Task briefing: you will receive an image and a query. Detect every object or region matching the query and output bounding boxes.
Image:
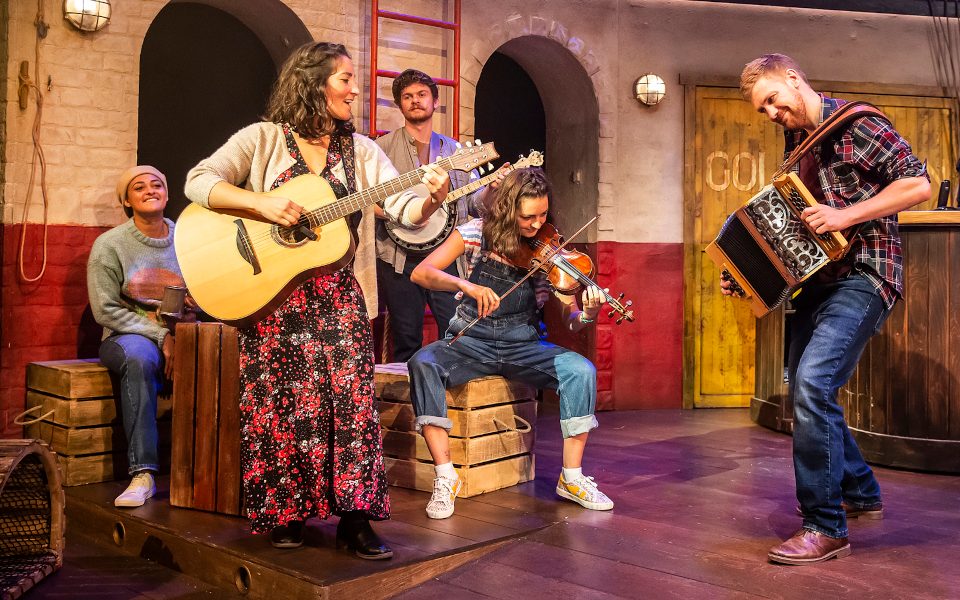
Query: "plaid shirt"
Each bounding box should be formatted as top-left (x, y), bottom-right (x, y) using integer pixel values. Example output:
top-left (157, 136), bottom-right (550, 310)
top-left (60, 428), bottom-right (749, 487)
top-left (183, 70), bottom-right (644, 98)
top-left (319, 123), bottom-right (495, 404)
top-left (784, 95), bottom-right (928, 308)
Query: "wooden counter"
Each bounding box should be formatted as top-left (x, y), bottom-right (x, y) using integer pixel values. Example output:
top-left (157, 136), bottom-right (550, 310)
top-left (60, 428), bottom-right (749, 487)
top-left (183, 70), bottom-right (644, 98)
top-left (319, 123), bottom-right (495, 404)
top-left (752, 212), bottom-right (960, 472)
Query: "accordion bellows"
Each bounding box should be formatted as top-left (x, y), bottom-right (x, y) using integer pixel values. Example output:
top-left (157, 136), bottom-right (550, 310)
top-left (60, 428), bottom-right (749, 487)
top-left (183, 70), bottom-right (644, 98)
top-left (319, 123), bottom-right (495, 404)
top-left (706, 172), bottom-right (851, 317)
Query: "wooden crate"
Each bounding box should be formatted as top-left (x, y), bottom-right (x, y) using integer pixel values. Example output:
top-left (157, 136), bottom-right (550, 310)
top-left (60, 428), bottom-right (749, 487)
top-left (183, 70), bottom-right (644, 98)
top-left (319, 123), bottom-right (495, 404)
top-left (383, 454), bottom-right (535, 498)
top-left (375, 362), bottom-right (537, 408)
top-left (23, 359), bottom-right (172, 487)
top-left (379, 399), bottom-right (537, 438)
top-left (170, 322), bottom-right (242, 516)
top-left (374, 363), bottom-right (538, 498)
top-left (382, 429), bottom-right (534, 465)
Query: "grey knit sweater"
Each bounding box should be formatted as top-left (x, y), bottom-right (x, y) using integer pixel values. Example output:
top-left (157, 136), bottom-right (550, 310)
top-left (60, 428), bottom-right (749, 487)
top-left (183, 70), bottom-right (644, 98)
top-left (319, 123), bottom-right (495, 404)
top-left (86, 218), bottom-right (185, 348)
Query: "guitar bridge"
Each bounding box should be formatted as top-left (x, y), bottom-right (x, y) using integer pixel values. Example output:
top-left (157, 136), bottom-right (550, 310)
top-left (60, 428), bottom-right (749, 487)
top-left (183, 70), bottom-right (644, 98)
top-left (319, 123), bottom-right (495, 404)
top-left (234, 219), bottom-right (262, 275)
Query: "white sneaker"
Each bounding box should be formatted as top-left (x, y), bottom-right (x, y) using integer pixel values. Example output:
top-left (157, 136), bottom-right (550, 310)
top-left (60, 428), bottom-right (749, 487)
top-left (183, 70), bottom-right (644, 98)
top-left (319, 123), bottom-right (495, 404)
top-left (556, 472), bottom-right (614, 511)
top-left (426, 475), bottom-right (462, 519)
top-left (114, 472), bottom-right (156, 508)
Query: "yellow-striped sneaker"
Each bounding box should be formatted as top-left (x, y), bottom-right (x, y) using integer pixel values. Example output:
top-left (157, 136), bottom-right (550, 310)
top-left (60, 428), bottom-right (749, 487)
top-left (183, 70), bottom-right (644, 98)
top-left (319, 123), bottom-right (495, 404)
top-left (556, 472), bottom-right (614, 511)
top-left (426, 475), bottom-right (462, 519)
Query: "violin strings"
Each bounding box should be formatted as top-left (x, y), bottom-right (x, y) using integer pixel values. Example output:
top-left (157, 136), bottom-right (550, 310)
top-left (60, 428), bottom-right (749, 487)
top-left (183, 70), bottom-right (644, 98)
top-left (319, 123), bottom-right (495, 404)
top-left (529, 238), bottom-right (626, 310)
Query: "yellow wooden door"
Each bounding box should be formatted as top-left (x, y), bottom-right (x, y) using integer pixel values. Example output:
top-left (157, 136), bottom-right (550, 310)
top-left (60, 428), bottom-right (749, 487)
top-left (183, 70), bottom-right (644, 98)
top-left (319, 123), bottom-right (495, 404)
top-left (691, 87), bottom-right (783, 408)
top-left (687, 87), bottom-right (954, 409)
top-left (834, 93), bottom-right (955, 211)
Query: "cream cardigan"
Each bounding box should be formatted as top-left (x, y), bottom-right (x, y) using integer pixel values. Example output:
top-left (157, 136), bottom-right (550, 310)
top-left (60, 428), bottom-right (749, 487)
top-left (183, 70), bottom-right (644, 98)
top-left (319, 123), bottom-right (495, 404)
top-left (184, 122), bottom-right (422, 318)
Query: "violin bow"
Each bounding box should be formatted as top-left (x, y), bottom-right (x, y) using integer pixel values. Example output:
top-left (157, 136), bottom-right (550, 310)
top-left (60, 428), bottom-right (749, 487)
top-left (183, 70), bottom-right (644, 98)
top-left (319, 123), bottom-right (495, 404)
top-left (448, 215), bottom-right (599, 346)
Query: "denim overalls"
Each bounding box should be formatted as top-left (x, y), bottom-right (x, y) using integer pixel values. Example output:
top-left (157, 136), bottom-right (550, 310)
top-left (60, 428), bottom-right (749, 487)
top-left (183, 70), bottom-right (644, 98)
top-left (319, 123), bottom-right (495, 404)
top-left (408, 252), bottom-right (598, 438)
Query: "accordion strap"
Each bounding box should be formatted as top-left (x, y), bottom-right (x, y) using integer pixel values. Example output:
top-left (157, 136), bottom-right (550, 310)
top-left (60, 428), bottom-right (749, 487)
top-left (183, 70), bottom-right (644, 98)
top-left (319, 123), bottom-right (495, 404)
top-left (772, 101), bottom-right (890, 179)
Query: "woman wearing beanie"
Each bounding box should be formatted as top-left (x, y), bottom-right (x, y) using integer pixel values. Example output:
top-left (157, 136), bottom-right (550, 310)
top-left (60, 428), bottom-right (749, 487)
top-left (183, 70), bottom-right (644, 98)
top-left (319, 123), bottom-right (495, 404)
top-left (184, 42), bottom-right (451, 558)
top-left (87, 166), bottom-right (192, 508)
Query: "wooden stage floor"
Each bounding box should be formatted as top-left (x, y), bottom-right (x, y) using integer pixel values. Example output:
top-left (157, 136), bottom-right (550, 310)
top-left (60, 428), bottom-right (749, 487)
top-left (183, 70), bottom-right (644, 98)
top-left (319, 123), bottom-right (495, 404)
top-left (26, 406), bottom-right (960, 599)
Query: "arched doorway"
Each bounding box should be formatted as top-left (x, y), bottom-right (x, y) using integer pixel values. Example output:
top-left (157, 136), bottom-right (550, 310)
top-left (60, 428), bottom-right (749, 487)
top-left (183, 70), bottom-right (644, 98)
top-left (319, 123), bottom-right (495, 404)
top-left (482, 36), bottom-right (600, 243)
top-left (138, 1), bottom-right (312, 219)
top-left (475, 52), bottom-right (546, 172)
top-left (474, 36), bottom-right (600, 358)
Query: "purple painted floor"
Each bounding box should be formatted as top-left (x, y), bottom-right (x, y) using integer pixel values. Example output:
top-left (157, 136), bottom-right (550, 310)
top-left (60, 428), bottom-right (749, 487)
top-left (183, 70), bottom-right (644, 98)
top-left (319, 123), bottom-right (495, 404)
top-left (23, 406), bottom-right (960, 599)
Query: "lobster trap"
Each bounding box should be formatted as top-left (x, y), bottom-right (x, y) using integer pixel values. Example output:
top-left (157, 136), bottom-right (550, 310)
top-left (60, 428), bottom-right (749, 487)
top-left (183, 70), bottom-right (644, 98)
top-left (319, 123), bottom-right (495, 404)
top-left (0, 441), bottom-right (64, 600)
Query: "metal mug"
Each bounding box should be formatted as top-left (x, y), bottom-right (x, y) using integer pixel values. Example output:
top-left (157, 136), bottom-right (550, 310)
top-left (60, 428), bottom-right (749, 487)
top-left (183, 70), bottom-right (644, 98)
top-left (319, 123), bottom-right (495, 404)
top-left (159, 285), bottom-right (187, 319)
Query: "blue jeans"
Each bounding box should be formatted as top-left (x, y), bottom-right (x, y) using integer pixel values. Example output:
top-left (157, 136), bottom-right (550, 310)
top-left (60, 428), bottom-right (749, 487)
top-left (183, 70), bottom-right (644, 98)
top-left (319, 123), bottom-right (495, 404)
top-left (99, 333), bottom-right (162, 475)
top-left (408, 256), bottom-right (598, 439)
top-left (788, 273), bottom-right (890, 538)
top-left (377, 257), bottom-right (460, 363)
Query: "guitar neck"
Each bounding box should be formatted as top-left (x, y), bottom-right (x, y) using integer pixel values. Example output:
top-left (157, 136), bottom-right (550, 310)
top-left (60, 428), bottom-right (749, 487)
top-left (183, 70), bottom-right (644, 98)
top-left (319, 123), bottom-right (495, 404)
top-left (444, 169), bottom-right (500, 204)
top-left (444, 163), bottom-right (525, 204)
top-left (305, 154), bottom-right (461, 226)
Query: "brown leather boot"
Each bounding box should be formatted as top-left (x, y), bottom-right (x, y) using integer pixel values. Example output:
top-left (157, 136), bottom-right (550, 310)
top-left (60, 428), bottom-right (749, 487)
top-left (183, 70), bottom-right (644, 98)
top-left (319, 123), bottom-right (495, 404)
top-left (768, 529), bottom-right (851, 565)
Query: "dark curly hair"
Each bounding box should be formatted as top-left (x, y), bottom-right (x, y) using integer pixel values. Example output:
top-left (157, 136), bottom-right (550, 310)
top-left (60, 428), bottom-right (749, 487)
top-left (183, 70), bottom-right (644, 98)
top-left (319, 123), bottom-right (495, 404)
top-left (264, 42), bottom-right (354, 139)
top-left (483, 168), bottom-right (552, 258)
top-left (391, 68), bottom-right (439, 105)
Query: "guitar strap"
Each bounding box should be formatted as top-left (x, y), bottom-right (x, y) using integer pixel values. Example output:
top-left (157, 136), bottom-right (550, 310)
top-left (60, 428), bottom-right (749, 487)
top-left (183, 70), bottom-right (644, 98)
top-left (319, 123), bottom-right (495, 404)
top-left (773, 100), bottom-right (891, 254)
top-left (334, 127), bottom-right (361, 231)
top-left (772, 101), bottom-right (890, 179)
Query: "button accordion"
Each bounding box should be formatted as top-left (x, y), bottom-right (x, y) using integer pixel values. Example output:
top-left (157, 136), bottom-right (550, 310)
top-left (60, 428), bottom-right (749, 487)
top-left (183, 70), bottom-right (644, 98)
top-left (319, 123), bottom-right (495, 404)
top-left (705, 172), bottom-right (852, 317)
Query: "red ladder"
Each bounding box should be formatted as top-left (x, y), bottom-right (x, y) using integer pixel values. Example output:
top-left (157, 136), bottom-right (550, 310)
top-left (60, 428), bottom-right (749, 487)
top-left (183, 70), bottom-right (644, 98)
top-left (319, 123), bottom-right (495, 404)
top-left (369, 0), bottom-right (461, 137)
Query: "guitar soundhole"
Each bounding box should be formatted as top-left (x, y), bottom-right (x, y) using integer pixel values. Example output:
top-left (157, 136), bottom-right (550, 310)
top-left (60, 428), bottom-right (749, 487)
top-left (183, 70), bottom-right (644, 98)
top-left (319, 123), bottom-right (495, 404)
top-left (272, 224), bottom-right (313, 247)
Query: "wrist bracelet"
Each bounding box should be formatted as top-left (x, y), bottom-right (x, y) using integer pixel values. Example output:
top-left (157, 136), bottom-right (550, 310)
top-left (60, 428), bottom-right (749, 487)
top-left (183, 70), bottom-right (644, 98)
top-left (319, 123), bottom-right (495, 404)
top-left (578, 312), bottom-right (595, 324)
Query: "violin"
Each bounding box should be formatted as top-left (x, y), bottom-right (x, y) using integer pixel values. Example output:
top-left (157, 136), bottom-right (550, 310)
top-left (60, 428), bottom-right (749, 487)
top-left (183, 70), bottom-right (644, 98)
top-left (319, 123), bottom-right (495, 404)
top-left (448, 217), bottom-right (634, 346)
top-left (507, 222), bottom-right (635, 324)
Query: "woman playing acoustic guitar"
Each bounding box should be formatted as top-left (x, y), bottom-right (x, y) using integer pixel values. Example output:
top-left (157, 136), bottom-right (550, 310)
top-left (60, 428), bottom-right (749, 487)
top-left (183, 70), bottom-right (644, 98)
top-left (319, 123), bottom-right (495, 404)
top-left (184, 42), bottom-right (450, 558)
top-left (407, 167), bottom-right (614, 520)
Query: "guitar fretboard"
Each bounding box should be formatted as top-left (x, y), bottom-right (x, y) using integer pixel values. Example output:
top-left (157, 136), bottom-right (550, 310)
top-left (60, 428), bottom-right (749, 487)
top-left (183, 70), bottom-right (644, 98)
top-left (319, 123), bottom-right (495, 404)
top-left (303, 154), bottom-right (461, 227)
top-left (443, 157), bottom-right (536, 204)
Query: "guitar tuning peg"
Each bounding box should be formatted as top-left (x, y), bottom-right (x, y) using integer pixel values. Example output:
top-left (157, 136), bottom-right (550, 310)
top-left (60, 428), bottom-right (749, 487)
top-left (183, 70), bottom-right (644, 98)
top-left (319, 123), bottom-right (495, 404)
top-left (474, 138), bottom-right (481, 145)
top-left (617, 316), bottom-right (625, 324)
top-left (466, 141), bottom-right (474, 148)
top-left (616, 293), bottom-right (624, 301)
top-left (455, 142), bottom-right (462, 149)
top-left (608, 310), bottom-right (616, 319)
top-left (625, 300), bottom-right (633, 307)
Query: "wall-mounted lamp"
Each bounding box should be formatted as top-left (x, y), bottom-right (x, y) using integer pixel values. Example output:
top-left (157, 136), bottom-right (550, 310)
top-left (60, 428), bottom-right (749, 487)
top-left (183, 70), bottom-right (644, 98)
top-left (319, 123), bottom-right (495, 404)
top-left (634, 73), bottom-right (666, 106)
top-left (63, 0), bottom-right (111, 33)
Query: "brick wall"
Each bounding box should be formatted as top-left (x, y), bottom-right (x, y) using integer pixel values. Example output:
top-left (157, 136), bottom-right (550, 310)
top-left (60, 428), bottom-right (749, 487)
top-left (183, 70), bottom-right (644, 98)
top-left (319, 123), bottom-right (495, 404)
top-left (0, 0), bottom-right (364, 437)
top-left (1, 1), bottom-right (689, 433)
top-left (0, 224), bottom-right (108, 435)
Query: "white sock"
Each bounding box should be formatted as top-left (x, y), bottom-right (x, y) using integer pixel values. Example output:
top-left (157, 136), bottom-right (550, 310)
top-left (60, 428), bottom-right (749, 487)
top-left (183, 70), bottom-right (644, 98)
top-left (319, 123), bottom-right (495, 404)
top-left (562, 466), bottom-right (583, 482)
top-left (435, 462), bottom-right (457, 480)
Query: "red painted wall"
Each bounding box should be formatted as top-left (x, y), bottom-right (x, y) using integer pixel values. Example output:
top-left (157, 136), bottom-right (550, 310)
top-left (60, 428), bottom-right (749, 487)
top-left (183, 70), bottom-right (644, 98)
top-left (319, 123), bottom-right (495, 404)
top-left (1, 224), bottom-right (107, 437)
top-left (0, 225), bottom-right (684, 438)
top-left (597, 241), bottom-right (683, 410)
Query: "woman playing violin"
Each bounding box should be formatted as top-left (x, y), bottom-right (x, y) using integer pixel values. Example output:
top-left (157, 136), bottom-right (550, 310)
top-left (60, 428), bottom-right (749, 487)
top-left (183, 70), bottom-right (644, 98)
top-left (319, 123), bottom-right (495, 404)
top-left (408, 167), bottom-right (613, 520)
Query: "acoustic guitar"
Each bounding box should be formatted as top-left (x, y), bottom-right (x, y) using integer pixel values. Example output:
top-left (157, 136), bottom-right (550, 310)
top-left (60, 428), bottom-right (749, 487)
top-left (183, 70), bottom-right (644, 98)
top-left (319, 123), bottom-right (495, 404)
top-left (174, 142), bottom-right (498, 325)
top-left (385, 150), bottom-right (545, 253)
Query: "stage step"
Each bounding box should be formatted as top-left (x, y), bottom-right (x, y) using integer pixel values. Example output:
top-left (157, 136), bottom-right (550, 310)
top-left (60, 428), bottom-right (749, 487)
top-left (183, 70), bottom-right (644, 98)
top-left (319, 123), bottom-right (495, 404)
top-left (63, 476), bottom-right (557, 599)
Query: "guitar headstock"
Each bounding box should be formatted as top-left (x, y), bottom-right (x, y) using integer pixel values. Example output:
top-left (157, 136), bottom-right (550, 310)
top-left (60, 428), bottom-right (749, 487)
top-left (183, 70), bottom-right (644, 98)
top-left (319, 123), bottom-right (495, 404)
top-left (507, 150), bottom-right (545, 171)
top-left (441, 140), bottom-right (499, 172)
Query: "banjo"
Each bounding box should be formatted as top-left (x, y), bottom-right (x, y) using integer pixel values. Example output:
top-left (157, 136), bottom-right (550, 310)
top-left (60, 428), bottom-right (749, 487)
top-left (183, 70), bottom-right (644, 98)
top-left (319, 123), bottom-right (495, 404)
top-left (385, 150), bottom-right (545, 254)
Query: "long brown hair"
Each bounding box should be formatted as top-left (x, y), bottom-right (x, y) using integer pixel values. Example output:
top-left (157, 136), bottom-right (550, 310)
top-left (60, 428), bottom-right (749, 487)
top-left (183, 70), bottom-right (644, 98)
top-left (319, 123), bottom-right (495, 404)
top-left (482, 168), bottom-right (552, 257)
top-left (264, 42), bottom-right (351, 139)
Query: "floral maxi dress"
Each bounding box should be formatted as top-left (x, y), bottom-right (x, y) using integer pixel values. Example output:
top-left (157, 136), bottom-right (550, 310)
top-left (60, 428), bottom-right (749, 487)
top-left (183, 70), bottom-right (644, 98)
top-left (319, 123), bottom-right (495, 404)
top-left (237, 125), bottom-right (390, 534)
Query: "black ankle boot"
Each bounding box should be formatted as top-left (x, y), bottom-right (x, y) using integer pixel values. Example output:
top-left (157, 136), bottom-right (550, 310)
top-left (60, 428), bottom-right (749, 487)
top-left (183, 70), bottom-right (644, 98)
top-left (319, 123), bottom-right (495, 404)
top-left (336, 514), bottom-right (393, 560)
top-left (270, 520), bottom-right (304, 549)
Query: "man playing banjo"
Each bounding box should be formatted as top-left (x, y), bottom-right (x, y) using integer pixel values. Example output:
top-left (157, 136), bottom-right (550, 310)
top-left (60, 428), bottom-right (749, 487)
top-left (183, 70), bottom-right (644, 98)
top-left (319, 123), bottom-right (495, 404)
top-left (374, 69), bottom-right (504, 362)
